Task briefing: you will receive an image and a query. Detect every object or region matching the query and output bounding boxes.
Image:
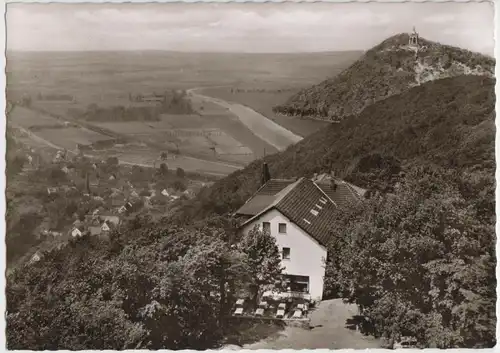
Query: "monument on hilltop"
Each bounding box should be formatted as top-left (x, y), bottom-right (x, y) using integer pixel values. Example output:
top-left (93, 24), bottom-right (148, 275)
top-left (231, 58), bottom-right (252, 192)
top-left (409, 26), bottom-right (419, 48)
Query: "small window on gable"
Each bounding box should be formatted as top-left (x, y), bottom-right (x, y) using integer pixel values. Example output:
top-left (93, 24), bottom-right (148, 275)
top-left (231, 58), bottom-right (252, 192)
top-left (278, 223), bottom-right (287, 234)
top-left (310, 209), bottom-right (319, 216)
top-left (262, 221), bottom-right (271, 234)
top-left (282, 247), bottom-right (290, 260)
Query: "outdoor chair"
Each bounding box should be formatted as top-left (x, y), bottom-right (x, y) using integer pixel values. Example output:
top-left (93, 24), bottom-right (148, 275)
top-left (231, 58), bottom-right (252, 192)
top-left (236, 298), bottom-right (245, 306)
top-left (258, 300), bottom-right (268, 308)
top-left (293, 309), bottom-right (303, 319)
top-left (276, 309), bottom-right (285, 318)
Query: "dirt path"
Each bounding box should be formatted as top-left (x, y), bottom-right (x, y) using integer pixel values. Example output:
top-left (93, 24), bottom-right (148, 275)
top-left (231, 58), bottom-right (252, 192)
top-left (242, 299), bottom-right (382, 349)
top-left (188, 87), bottom-right (303, 151)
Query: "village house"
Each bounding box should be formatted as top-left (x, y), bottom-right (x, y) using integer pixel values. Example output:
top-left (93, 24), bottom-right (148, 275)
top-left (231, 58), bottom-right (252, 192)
top-left (235, 165), bottom-right (365, 302)
top-left (70, 227), bottom-right (83, 238)
top-left (161, 189), bottom-right (170, 197)
top-left (118, 201), bottom-right (133, 214)
top-left (99, 214), bottom-right (120, 227)
top-left (101, 221), bottom-right (111, 233)
top-left (29, 251), bottom-right (42, 264)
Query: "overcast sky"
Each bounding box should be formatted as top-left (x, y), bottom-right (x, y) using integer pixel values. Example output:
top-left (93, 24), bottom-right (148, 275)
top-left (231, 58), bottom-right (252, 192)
top-left (6, 2), bottom-right (495, 55)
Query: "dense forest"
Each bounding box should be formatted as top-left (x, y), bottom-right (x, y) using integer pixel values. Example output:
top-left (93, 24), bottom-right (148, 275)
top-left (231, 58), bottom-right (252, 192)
top-left (6, 216), bottom-right (285, 349)
top-left (324, 165), bottom-right (495, 347)
top-left (273, 34), bottom-right (495, 121)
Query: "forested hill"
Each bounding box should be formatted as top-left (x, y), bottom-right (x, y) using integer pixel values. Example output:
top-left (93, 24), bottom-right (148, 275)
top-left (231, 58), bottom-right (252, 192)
top-left (273, 33), bottom-right (495, 121)
top-left (174, 75), bottom-right (495, 224)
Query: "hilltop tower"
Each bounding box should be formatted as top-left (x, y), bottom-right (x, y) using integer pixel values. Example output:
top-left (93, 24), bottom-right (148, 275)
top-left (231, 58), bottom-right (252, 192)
top-left (409, 26), bottom-right (419, 48)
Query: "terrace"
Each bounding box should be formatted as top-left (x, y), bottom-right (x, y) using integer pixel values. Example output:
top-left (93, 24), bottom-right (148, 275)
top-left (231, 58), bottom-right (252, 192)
top-left (231, 292), bottom-right (314, 327)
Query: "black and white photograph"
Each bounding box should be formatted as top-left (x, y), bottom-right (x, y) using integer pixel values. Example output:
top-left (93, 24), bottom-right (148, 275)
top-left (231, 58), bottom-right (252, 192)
top-left (4, 1), bottom-right (496, 350)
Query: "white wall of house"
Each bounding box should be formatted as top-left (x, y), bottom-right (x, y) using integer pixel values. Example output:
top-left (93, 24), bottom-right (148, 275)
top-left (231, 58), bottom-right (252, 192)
top-left (241, 208), bottom-right (327, 301)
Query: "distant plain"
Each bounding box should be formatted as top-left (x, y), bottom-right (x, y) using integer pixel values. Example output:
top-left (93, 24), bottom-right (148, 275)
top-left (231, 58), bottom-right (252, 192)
top-left (7, 50), bottom-right (362, 174)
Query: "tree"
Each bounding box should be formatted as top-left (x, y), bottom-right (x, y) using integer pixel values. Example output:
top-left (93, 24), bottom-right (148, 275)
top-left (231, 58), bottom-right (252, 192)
top-left (176, 168), bottom-right (185, 179)
top-left (49, 167), bottom-right (67, 183)
top-left (106, 157), bottom-right (119, 166)
top-left (171, 180), bottom-right (187, 192)
top-left (238, 225), bottom-right (284, 305)
top-left (158, 163), bottom-right (168, 176)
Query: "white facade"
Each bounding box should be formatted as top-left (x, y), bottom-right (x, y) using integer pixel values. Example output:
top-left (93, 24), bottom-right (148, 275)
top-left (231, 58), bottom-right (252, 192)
top-left (241, 208), bottom-right (327, 302)
top-left (71, 228), bottom-right (82, 237)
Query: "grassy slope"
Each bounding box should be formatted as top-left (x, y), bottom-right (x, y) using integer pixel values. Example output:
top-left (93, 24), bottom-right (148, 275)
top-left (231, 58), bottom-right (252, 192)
top-left (173, 75), bottom-right (495, 223)
top-left (274, 34), bottom-right (495, 121)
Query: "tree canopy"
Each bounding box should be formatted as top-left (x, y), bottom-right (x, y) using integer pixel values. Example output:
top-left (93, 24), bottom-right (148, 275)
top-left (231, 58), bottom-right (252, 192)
top-left (323, 165), bottom-right (495, 348)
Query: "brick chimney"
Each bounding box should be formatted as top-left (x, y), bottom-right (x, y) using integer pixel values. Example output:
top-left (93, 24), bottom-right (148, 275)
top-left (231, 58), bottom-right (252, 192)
top-left (261, 162), bottom-right (271, 186)
top-left (330, 171), bottom-right (338, 191)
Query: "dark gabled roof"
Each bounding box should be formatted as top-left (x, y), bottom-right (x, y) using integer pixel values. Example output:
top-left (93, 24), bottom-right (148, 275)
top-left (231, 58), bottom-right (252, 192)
top-left (316, 181), bottom-right (365, 208)
top-left (237, 176), bottom-right (366, 247)
top-left (273, 178), bottom-right (339, 246)
top-left (239, 178), bottom-right (338, 246)
top-left (235, 179), bottom-right (295, 216)
top-left (258, 179), bottom-right (295, 195)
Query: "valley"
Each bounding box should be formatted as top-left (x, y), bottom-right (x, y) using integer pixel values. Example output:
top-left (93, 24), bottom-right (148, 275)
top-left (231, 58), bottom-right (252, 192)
top-left (5, 13), bottom-right (496, 351)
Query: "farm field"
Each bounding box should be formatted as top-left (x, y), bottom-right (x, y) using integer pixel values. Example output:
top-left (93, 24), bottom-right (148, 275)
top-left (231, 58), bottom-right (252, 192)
top-left (93, 113), bottom-right (257, 164)
top-left (35, 127), bottom-right (113, 151)
top-left (7, 105), bottom-right (63, 128)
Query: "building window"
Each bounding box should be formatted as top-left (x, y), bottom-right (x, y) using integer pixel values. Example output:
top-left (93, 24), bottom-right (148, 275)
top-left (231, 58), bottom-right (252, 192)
top-left (278, 223), bottom-right (287, 234)
top-left (282, 247), bottom-right (290, 260)
top-left (285, 274), bottom-right (309, 293)
top-left (262, 221), bottom-right (271, 234)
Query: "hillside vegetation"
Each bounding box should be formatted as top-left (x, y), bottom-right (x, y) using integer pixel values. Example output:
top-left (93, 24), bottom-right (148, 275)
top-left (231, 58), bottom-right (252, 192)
top-left (6, 74), bottom-right (495, 348)
top-left (171, 74), bottom-right (495, 348)
top-left (174, 75), bottom-right (495, 223)
top-left (273, 34), bottom-right (495, 121)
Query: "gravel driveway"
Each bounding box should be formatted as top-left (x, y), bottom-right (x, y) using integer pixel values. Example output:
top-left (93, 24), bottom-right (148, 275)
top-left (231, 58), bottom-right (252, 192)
top-left (242, 299), bottom-right (382, 349)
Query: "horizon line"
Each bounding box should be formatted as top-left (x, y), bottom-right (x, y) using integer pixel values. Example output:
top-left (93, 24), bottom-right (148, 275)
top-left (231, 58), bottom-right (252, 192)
top-left (6, 49), bottom-right (366, 55)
